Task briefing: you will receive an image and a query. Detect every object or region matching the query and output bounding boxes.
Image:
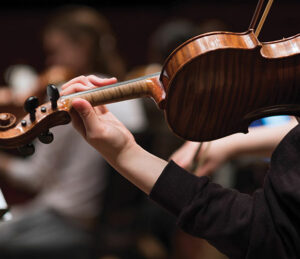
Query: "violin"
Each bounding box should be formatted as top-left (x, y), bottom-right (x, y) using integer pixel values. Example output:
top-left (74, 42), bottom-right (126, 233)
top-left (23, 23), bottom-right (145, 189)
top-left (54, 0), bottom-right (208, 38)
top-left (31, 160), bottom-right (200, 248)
top-left (0, 65), bottom-right (74, 120)
top-left (0, 0), bottom-right (299, 155)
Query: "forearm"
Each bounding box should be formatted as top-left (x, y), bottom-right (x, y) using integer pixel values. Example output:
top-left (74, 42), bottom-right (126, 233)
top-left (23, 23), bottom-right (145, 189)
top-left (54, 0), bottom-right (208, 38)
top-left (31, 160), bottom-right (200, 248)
top-left (106, 143), bottom-right (168, 195)
top-left (229, 120), bottom-right (297, 158)
top-left (100, 121), bottom-right (296, 194)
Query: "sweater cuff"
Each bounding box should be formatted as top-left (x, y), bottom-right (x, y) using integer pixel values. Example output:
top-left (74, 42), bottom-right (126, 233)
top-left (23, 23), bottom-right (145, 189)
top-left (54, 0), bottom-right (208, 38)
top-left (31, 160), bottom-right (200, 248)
top-left (149, 160), bottom-right (209, 217)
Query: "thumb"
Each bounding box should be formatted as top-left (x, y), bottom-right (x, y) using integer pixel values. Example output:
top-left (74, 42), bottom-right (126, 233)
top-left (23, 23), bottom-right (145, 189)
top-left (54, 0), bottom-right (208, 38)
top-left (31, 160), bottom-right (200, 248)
top-left (71, 98), bottom-right (99, 135)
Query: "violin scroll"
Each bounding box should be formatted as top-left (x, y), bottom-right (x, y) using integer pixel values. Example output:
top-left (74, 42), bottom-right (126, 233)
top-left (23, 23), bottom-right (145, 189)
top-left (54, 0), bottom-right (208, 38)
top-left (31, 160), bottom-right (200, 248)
top-left (24, 96), bottom-right (39, 122)
top-left (18, 143), bottom-right (35, 157)
top-left (0, 113), bottom-right (17, 130)
top-left (47, 84), bottom-right (60, 110)
top-left (0, 84), bottom-right (71, 154)
top-left (38, 130), bottom-right (54, 144)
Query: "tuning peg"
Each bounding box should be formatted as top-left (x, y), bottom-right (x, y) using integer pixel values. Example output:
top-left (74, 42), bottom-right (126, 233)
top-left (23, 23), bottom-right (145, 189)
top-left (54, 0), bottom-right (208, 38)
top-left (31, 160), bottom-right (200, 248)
top-left (24, 96), bottom-right (39, 122)
top-left (38, 130), bottom-right (54, 144)
top-left (47, 84), bottom-right (60, 110)
top-left (18, 143), bottom-right (35, 156)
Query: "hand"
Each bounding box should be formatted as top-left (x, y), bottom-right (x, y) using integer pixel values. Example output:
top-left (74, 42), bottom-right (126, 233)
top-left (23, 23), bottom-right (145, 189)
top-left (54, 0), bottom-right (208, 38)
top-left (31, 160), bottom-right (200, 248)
top-left (71, 99), bottom-right (136, 162)
top-left (61, 75), bottom-right (167, 194)
top-left (61, 75), bottom-right (136, 162)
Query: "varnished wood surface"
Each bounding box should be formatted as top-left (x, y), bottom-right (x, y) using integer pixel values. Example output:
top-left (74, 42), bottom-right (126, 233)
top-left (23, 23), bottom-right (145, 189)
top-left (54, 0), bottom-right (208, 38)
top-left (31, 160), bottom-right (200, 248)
top-left (161, 31), bottom-right (300, 141)
top-left (62, 73), bottom-right (165, 109)
top-left (160, 31), bottom-right (260, 92)
top-left (261, 34), bottom-right (300, 58)
top-left (0, 102), bottom-right (70, 148)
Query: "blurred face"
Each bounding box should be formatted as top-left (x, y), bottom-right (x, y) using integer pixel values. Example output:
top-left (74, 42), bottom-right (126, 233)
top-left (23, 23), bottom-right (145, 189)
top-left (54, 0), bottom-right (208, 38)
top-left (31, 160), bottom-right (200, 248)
top-left (43, 29), bottom-right (94, 75)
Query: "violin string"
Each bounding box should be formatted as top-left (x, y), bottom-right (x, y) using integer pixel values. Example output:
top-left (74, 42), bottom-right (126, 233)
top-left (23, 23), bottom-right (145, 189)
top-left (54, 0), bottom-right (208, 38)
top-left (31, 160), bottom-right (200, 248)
top-left (61, 72), bottom-right (161, 99)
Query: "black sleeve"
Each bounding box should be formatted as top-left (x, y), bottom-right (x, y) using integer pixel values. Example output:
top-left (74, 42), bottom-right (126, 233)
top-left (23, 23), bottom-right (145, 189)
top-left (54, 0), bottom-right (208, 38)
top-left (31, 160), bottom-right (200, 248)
top-left (150, 124), bottom-right (300, 259)
top-left (150, 161), bottom-right (253, 259)
top-left (263, 124), bottom-right (300, 258)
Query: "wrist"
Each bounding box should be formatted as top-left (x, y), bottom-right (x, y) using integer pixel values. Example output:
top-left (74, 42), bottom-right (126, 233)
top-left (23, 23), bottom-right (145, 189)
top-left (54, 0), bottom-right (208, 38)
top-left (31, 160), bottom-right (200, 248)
top-left (114, 141), bottom-right (142, 167)
top-left (109, 142), bottom-right (167, 194)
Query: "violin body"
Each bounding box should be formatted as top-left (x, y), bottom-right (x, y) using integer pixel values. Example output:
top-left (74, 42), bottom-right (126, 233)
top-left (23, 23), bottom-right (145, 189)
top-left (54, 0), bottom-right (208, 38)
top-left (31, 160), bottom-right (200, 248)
top-left (162, 30), bottom-right (300, 141)
top-left (0, 30), bottom-right (299, 150)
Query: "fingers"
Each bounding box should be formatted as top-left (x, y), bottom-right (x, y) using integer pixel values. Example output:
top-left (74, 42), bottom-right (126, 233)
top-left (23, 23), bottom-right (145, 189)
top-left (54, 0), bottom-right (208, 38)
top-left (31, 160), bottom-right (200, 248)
top-left (61, 75), bottom-right (94, 90)
top-left (61, 75), bottom-right (117, 90)
top-left (61, 75), bottom-right (118, 96)
top-left (71, 98), bottom-right (102, 136)
top-left (87, 75), bottom-right (117, 86)
top-left (60, 83), bottom-right (94, 96)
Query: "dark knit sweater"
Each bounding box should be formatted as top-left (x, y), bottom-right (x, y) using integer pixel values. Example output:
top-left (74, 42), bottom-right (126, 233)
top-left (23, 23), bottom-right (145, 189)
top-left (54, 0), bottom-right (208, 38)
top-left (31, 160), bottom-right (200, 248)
top-left (150, 125), bottom-right (300, 259)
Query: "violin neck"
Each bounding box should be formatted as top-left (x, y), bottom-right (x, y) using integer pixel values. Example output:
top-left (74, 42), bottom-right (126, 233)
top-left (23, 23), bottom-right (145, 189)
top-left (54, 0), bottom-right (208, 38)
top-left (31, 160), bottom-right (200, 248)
top-left (63, 73), bottom-right (165, 109)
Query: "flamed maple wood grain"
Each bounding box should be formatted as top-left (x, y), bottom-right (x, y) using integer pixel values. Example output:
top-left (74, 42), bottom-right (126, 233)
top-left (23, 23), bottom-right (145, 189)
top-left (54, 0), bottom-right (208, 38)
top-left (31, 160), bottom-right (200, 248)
top-left (161, 31), bottom-right (300, 141)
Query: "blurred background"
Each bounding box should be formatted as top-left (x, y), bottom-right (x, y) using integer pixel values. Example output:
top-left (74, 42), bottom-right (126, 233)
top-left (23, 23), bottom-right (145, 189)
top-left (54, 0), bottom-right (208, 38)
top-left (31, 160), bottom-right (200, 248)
top-left (0, 0), bottom-right (299, 84)
top-left (0, 0), bottom-right (298, 259)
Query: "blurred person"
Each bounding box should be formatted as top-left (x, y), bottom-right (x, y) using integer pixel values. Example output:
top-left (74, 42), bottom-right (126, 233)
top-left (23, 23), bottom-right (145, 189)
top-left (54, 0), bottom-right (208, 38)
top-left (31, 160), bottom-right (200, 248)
top-left (0, 5), bottom-right (146, 259)
top-left (43, 5), bottom-right (125, 79)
